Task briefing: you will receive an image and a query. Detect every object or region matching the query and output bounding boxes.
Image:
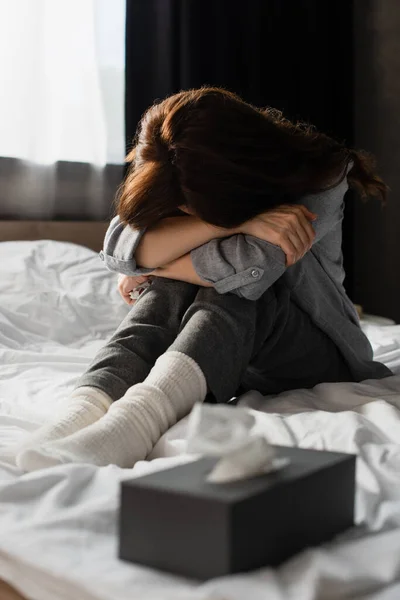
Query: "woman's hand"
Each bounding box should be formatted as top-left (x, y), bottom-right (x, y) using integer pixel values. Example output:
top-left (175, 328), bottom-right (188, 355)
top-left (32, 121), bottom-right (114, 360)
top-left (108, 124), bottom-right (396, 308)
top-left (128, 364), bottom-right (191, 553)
top-left (118, 274), bottom-right (152, 305)
top-left (242, 205), bottom-right (317, 266)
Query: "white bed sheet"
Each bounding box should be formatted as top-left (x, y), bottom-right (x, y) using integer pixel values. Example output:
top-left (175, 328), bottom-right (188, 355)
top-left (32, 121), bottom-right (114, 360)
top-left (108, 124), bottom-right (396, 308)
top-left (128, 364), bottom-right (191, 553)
top-left (1, 240), bottom-right (400, 600)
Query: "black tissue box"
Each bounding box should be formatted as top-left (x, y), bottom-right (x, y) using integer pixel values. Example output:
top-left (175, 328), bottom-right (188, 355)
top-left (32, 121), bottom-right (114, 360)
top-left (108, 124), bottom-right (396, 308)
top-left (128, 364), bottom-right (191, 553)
top-left (119, 446), bottom-right (355, 580)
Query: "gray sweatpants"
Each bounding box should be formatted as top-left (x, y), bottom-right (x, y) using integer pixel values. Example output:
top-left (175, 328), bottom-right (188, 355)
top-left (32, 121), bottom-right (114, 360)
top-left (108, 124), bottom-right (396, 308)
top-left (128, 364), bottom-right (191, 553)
top-left (76, 278), bottom-right (353, 403)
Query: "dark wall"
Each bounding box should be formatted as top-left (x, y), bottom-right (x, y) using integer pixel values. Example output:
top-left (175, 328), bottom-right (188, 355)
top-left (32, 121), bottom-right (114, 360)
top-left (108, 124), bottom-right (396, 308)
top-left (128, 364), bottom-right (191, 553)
top-left (354, 0), bottom-right (400, 321)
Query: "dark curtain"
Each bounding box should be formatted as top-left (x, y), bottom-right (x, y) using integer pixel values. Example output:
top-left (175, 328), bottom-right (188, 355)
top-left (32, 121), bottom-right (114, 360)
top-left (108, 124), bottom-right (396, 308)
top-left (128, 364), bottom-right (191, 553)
top-left (353, 0), bottom-right (400, 322)
top-left (125, 0), bottom-right (355, 295)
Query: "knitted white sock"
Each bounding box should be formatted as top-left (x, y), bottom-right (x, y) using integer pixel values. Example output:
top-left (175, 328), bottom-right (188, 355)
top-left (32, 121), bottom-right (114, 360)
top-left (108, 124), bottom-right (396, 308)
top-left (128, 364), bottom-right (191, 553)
top-left (16, 386), bottom-right (112, 471)
top-left (19, 352), bottom-right (207, 471)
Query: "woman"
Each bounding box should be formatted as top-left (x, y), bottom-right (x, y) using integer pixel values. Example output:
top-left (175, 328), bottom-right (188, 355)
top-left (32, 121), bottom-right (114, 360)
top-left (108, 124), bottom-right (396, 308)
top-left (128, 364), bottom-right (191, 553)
top-left (17, 87), bottom-right (392, 471)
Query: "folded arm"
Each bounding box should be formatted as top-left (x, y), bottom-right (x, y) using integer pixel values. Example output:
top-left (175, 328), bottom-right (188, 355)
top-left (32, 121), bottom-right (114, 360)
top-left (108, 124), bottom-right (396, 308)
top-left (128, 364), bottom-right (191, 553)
top-left (99, 214), bottom-right (239, 277)
top-left (101, 167), bottom-right (350, 300)
top-left (190, 173), bottom-right (349, 300)
top-left (151, 253), bottom-right (214, 287)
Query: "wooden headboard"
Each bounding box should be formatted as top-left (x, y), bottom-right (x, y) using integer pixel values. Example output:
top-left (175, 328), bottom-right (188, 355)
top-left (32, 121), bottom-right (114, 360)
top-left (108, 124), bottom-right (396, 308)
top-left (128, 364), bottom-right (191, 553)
top-left (0, 221), bottom-right (109, 252)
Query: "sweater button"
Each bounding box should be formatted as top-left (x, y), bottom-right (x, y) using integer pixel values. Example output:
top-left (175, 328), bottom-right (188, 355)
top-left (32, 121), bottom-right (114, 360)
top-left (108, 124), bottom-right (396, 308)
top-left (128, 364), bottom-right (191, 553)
top-left (251, 269), bottom-right (260, 278)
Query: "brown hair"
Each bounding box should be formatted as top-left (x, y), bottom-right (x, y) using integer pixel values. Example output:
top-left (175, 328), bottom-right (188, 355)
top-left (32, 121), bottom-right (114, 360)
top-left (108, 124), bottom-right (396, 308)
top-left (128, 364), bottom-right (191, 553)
top-left (118, 87), bottom-right (388, 229)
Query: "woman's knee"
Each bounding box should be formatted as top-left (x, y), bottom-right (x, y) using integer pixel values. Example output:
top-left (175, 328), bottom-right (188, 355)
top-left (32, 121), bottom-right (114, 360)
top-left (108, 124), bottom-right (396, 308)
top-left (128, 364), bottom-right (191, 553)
top-left (147, 277), bottom-right (198, 294)
top-left (179, 288), bottom-right (257, 347)
top-left (132, 277), bottom-right (198, 316)
top-left (192, 286), bottom-right (256, 318)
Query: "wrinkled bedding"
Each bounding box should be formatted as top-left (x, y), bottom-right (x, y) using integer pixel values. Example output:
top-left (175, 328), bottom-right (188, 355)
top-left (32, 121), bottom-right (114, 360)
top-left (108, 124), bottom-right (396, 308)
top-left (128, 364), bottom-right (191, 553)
top-left (1, 239), bottom-right (400, 600)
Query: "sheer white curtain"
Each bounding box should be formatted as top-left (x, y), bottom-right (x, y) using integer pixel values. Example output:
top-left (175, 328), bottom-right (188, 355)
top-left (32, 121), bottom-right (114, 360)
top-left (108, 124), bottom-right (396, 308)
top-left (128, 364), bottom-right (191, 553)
top-left (0, 0), bottom-right (125, 219)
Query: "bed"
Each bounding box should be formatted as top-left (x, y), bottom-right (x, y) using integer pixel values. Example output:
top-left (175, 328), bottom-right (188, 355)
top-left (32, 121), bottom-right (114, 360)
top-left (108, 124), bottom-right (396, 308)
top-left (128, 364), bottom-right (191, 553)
top-left (1, 222), bottom-right (400, 600)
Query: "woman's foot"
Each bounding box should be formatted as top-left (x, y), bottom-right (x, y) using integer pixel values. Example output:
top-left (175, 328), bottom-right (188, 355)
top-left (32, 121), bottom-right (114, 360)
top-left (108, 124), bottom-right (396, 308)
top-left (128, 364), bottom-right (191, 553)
top-left (16, 386), bottom-right (112, 470)
top-left (17, 389), bottom-right (159, 470)
top-left (18, 352), bottom-right (207, 471)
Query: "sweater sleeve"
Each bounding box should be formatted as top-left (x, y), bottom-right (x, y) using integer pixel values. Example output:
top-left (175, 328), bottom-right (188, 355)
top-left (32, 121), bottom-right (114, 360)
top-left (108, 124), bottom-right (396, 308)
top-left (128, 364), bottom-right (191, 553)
top-left (99, 216), bottom-right (153, 276)
top-left (190, 169), bottom-right (350, 301)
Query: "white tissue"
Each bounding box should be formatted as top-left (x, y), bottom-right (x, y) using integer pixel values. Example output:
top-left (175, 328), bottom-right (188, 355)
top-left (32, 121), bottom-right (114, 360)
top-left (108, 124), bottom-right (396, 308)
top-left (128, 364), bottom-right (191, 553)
top-left (186, 403), bottom-right (256, 455)
top-left (186, 403), bottom-right (289, 483)
top-left (129, 281), bottom-right (151, 300)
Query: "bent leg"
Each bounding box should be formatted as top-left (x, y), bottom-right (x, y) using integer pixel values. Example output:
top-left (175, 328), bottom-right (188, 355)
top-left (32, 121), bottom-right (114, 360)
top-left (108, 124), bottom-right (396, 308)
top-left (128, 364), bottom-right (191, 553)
top-left (240, 282), bottom-right (353, 395)
top-left (20, 286), bottom-right (261, 469)
top-left (16, 278), bottom-right (198, 470)
top-left (76, 278), bottom-right (199, 401)
top-left (164, 280), bottom-right (352, 402)
top-left (169, 286), bottom-right (261, 402)
top-left (59, 283), bottom-right (353, 469)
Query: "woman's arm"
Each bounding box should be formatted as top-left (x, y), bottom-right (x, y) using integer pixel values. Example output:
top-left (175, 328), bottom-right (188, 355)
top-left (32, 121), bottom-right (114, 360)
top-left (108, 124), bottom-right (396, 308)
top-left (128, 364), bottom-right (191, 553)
top-left (102, 207), bottom-right (316, 289)
top-left (190, 174), bottom-right (349, 300)
top-left (148, 204), bottom-right (317, 287)
top-left (134, 216), bottom-right (239, 268)
top-left (103, 172), bottom-right (347, 298)
top-left (99, 215), bottom-right (239, 276)
top-left (151, 253), bottom-right (214, 286)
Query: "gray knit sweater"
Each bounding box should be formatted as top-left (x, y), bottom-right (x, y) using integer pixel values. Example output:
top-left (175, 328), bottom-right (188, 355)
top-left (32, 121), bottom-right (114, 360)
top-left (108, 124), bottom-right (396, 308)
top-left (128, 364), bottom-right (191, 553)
top-left (100, 166), bottom-right (392, 383)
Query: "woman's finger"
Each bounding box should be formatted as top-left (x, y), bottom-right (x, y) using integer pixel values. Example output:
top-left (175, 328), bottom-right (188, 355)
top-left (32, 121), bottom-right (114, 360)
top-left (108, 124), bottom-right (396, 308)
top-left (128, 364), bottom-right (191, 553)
top-left (118, 275), bottom-right (148, 296)
top-left (275, 231), bottom-right (299, 266)
top-left (118, 280), bottom-right (134, 302)
top-left (286, 232), bottom-right (314, 265)
top-left (293, 208), bottom-right (316, 246)
top-left (281, 209), bottom-right (315, 248)
top-left (287, 229), bottom-right (308, 261)
top-left (283, 213), bottom-right (310, 253)
top-left (253, 218), bottom-right (305, 263)
top-left (123, 293), bottom-right (135, 305)
top-left (297, 205), bottom-right (317, 222)
top-left (252, 208), bottom-right (314, 259)
top-left (293, 211), bottom-right (316, 248)
top-left (134, 275), bottom-right (149, 286)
